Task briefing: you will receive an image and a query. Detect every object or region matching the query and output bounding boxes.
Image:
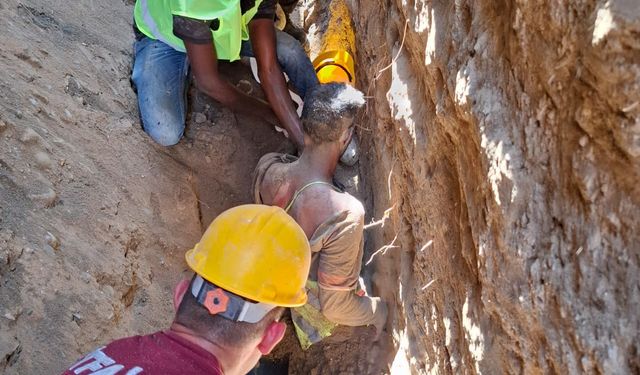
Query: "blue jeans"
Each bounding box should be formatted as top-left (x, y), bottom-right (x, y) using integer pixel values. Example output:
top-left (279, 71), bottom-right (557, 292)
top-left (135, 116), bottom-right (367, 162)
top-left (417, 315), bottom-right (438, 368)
top-left (131, 30), bottom-right (319, 146)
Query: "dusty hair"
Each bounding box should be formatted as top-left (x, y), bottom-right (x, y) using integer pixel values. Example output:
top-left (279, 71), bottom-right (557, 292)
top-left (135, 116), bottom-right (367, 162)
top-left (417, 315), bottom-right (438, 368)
top-left (175, 279), bottom-right (283, 348)
top-left (302, 83), bottom-right (365, 144)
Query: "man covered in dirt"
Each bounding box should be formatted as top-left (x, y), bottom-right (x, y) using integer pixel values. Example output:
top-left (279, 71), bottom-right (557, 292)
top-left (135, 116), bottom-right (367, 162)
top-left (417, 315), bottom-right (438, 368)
top-left (61, 205), bottom-right (311, 375)
top-left (131, 0), bottom-right (318, 149)
top-left (252, 83), bottom-right (387, 344)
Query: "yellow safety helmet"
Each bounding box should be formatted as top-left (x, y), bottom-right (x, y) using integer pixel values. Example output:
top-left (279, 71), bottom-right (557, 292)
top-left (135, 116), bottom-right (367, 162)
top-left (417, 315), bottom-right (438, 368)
top-left (313, 50), bottom-right (356, 85)
top-left (185, 204), bottom-right (311, 307)
top-left (274, 3), bottom-right (286, 31)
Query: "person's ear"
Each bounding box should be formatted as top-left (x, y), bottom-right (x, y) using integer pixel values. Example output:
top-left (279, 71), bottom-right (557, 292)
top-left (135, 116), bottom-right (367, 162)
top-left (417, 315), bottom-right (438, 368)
top-left (257, 321), bottom-right (286, 355)
top-left (302, 133), bottom-right (312, 151)
top-left (173, 278), bottom-right (191, 311)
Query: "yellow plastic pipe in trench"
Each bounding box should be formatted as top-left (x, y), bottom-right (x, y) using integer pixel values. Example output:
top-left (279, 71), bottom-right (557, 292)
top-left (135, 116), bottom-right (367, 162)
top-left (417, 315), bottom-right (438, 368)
top-left (312, 0), bottom-right (356, 85)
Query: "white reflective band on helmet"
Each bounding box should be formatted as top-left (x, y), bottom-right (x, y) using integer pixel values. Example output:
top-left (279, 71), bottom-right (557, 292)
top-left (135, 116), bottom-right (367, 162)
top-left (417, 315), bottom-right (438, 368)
top-left (191, 275), bottom-right (275, 323)
top-left (236, 297), bottom-right (276, 323)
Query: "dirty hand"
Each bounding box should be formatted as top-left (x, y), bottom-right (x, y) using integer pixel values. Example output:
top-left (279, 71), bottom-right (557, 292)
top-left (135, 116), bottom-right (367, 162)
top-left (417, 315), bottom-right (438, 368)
top-left (373, 299), bottom-right (388, 341)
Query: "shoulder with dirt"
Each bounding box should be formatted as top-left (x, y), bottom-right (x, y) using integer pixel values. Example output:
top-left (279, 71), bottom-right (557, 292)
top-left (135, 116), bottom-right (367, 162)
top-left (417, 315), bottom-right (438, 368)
top-left (253, 152), bottom-right (297, 205)
top-left (172, 16), bottom-right (215, 44)
top-left (330, 188), bottom-right (365, 221)
top-left (293, 184), bottom-right (364, 237)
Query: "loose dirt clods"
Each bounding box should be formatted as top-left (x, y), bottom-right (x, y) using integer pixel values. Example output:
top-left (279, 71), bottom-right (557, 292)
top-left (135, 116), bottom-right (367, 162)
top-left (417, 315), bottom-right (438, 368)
top-left (44, 231), bottom-right (60, 251)
top-left (19, 128), bottom-right (42, 145)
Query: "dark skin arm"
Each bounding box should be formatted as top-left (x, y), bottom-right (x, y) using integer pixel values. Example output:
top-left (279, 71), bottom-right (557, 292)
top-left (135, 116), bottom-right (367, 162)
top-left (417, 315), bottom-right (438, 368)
top-left (248, 19), bottom-right (305, 149)
top-left (184, 39), bottom-right (279, 128)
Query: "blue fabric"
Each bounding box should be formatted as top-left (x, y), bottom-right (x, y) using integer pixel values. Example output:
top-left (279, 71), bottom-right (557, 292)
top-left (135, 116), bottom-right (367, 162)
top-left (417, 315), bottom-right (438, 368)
top-left (132, 36), bottom-right (189, 146)
top-left (239, 30), bottom-right (319, 99)
top-left (131, 29), bottom-right (319, 146)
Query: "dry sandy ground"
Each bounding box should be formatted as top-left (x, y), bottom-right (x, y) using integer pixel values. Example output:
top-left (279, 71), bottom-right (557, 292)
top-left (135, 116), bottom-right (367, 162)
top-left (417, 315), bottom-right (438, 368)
top-left (0, 0), bottom-right (287, 373)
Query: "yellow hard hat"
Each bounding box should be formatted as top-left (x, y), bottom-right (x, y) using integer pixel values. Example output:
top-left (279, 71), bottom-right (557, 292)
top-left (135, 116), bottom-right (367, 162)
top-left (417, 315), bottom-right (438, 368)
top-left (185, 204), bottom-right (311, 307)
top-left (274, 3), bottom-right (286, 31)
top-left (313, 50), bottom-right (356, 84)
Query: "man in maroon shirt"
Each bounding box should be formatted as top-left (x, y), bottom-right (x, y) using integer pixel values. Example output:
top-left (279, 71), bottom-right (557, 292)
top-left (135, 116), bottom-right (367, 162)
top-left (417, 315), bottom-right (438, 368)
top-left (62, 204), bottom-right (311, 375)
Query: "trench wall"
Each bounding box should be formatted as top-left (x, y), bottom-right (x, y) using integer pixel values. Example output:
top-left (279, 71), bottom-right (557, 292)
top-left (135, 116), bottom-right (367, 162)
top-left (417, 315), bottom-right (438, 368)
top-left (349, 0), bottom-right (640, 373)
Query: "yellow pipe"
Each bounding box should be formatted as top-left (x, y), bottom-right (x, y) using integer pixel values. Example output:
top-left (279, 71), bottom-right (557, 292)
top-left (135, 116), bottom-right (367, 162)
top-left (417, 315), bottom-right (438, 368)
top-left (312, 0), bottom-right (356, 85)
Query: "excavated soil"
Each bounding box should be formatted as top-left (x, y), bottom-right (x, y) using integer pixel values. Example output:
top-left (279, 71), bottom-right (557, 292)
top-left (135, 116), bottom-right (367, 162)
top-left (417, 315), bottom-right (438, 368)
top-left (2, 0), bottom-right (639, 374)
top-left (0, 0), bottom-right (297, 373)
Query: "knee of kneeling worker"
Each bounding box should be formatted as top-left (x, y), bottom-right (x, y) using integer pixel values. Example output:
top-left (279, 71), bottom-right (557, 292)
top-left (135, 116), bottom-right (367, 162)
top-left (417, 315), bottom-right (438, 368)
top-left (276, 34), bottom-right (307, 66)
top-left (144, 123), bottom-right (183, 146)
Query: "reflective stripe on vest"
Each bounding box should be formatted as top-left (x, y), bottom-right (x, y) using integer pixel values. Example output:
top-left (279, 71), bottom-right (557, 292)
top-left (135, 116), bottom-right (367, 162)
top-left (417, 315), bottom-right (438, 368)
top-left (134, 0), bottom-right (263, 61)
top-left (138, 0), bottom-right (184, 52)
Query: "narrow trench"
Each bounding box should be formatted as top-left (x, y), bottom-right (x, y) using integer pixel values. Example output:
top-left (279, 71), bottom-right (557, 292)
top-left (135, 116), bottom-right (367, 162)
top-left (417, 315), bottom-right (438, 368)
top-left (248, 1), bottom-right (394, 373)
top-left (132, 0), bottom-right (395, 373)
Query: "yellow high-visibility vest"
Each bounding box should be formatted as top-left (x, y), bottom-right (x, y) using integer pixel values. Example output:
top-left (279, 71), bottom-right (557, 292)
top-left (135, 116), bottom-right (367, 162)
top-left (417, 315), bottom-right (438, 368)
top-left (134, 0), bottom-right (262, 61)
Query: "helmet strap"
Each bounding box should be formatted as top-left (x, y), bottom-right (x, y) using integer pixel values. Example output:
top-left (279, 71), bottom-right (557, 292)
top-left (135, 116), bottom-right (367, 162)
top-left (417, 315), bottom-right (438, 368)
top-left (191, 275), bottom-right (275, 323)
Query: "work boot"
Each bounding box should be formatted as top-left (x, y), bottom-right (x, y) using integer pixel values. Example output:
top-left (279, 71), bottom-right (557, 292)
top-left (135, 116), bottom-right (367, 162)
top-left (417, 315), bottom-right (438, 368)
top-left (340, 135), bottom-right (359, 166)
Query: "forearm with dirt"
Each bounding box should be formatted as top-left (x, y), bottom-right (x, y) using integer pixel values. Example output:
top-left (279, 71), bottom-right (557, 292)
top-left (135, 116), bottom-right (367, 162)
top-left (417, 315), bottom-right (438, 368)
top-left (318, 287), bottom-right (388, 334)
top-left (184, 40), bottom-right (279, 129)
top-left (256, 59), bottom-right (305, 149)
top-left (249, 19), bottom-right (305, 150)
top-left (200, 75), bottom-right (279, 125)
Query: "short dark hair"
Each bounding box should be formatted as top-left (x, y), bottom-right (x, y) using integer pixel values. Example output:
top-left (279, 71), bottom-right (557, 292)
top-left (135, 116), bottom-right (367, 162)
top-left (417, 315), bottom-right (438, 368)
top-left (175, 278), bottom-right (283, 347)
top-left (302, 83), bottom-right (365, 144)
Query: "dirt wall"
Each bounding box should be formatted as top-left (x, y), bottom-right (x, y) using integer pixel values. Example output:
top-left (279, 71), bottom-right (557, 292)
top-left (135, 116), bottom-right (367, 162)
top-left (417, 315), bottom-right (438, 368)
top-left (350, 0), bottom-right (639, 373)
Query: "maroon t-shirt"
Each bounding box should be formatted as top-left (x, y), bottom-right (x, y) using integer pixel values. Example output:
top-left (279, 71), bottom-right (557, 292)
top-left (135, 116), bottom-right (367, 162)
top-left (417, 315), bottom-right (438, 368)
top-left (62, 331), bottom-right (223, 375)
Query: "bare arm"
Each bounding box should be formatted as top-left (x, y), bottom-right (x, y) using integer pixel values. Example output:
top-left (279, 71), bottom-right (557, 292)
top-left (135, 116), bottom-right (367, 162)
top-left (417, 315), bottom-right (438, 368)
top-left (248, 19), bottom-right (305, 149)
top-left (184, 40), bottom-right (278, 125)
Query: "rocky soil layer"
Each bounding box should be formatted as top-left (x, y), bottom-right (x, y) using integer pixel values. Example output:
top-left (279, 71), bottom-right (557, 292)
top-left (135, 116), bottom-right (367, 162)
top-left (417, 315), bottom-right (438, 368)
top-left (349, 0), bottom-right (639, 373)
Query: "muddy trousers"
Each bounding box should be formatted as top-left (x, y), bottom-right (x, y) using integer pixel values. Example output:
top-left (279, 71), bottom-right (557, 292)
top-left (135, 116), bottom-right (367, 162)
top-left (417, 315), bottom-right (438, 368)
top-left (131, 30), bottom-right (319, 146)
top-left (319, 287), bottom-right (386, 329)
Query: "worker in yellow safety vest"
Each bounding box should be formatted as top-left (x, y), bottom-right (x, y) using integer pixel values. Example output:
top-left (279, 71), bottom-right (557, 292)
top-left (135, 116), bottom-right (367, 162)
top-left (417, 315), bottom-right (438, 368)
top-left (60, 205), bottom-right (311, 375)
top-left (130, 0), bottom-right (319, 149)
